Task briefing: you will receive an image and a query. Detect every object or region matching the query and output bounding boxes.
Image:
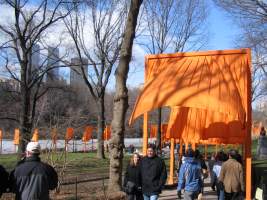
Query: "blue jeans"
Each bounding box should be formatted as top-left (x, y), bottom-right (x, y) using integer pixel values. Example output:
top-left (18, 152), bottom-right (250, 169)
top-left (143, 194), bottom-right (158, 200)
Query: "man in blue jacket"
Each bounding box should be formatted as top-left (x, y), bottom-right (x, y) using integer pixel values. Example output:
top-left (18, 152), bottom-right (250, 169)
top-left (177, 149), bottom-right (202, 200)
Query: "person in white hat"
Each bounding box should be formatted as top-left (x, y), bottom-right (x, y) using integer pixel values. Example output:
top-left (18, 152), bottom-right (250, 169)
top-left (9, 142), bottom-right (58, 200)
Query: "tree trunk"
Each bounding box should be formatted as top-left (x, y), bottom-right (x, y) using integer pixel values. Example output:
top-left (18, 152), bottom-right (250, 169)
top-left (156, 108), bottom-right (162, 153)
top-left (19, 63), bottom-right (32, 156)
top-left (109, 0), bottom-right (142, 192)
top-left (96, 95), bottom-right (105, 159)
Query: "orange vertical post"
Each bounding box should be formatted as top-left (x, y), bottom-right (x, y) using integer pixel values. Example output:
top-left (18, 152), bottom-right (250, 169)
top-left (168, 138), bottom-right (175, 185)
top-left (143, 112), bottom-right (148, 156)
top-left (245, 48), bottom-right (252, 200)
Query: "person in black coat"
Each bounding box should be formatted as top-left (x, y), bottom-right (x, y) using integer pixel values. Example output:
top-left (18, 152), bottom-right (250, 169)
top-left (0, 165), bottom-right (9, 197)
top-left (140, 144), bottom-right (167, 200)
top-left (9, 142), bottom-right (58, 200)
top-left (124, 152), bottom-right (143, 200)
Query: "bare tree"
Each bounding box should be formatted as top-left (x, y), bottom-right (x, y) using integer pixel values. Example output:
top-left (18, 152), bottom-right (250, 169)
top-left (138, 0), bottom-right (208, 151)
top-left (64, 0), bottom-right (128, 158)
top-left (214, 0), bottom-right (267, 102)
top-left (0, 0), bottom-right (73, 153)
top-left (109, 0), bottom-right (142, 192)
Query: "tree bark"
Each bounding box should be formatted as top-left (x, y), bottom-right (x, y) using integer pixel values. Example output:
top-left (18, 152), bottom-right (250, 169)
top-left (108, 0), bottom-right (142, 192)
top-left (96, 95), bottom-right (105, 159)
top-left (19, 61), bottom-right (32, 155)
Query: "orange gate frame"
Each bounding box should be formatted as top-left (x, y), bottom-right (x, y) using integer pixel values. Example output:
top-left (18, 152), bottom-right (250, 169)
top-left (130, 49), bottom-right (252, 199)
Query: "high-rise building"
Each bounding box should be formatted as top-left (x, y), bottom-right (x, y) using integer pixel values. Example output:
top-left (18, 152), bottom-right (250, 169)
top-left (31, 44), bottom-right (40, 72)
top-left (70, 57), bottom-right (88, 87)
top-left (47, 47), bottom-right (60, 82)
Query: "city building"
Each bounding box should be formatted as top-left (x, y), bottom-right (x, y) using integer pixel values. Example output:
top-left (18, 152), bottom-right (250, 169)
top-left (70, 57), bottom-right (88, 87)
top-left (47, 47), bottom-right (60, 82)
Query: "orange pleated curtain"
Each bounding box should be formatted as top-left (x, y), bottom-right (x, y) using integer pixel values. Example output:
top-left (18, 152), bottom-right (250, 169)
top-left (65, 127), bottom-right (74, 142)
top-left (0, 129), bottom-right (2, 141)
top-left (149, 125), bottom-right (157, 138)
top-left (13, 128), bottom-right (20, 145)
top-left (82, 126), bottom-right (93, 142)
top-left (31, 129), bottom-right (39, 142)
top-left (252, 121), bottom-right (262, 136)
top-left (103, 126), bottom-right (111, 141)
top-left (130, 49), bottom-right (249, 124)
top-left (165, 106), bottom-right (245, 145)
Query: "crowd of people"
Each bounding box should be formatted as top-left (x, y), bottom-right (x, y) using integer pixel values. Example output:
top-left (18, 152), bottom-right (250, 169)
top-left (1, 131), bottom-right (265, 200)
top-left (0, 142), bottom-right (58, 200)
top-left (124, 144), bottom-right (245, 200)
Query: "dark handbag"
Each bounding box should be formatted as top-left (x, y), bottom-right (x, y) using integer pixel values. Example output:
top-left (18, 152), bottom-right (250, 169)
top-left (125, 181), bottom-right (136, 194)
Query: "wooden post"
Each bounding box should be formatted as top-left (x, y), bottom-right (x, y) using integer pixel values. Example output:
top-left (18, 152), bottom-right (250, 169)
top-left (167, 138), bottom-right (175, 185)
top-left (143, 112), bottom-right (148, 156)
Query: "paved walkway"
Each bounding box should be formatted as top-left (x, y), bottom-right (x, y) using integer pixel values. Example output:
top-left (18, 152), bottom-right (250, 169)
top-left (159, 178), bottom-right (217, 200)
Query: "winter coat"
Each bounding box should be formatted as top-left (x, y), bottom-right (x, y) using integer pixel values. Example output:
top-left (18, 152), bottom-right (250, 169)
top-left (219, 158), bottom-right (244, 193)
top-left (140, 156), bottom-right (167, 195)
top-left (177, 157), bottom-right (202, 192)
top-left (10, 155), bottom-right (58, 200)
top-left (0, 165), bottom-right (9, 197)
top-left (123, 163), bottom-right (142, 193)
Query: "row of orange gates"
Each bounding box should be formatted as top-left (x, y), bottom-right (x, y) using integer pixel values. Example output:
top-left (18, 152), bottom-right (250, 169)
top-left (0, 121), bottom-right (262, 152)
top-left (0, 126), bottom-right (112, 153)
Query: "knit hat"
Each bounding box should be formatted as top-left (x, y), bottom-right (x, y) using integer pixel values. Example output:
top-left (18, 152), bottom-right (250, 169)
top-left (26, 142), bottom-right (41, 154)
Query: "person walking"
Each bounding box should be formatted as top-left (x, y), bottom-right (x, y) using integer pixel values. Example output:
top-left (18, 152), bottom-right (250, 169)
top-left (257, 126), bottom-right (267, 159)
top-left (9, 142), bottom-right (58, 200)
top-left (219, 149), bottom-right (244, 200)
top-left (140, 144), bottom-right (167, 200)
top-left (177, 149), bottom-right (202, 200)
top-left (0, 165), bottom-right (9, 198)
top-left (212, 152), bottom-right (224, 200)
top-left (123, 153), bottom-right (143, 200)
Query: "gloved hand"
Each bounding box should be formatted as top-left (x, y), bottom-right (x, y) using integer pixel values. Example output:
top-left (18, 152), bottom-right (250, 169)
top-left (177, 190), bottom-right (182, 199)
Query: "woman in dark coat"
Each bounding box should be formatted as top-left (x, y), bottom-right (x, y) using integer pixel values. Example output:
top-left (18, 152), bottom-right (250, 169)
top-left (123, 153), bottom-right (143, 200)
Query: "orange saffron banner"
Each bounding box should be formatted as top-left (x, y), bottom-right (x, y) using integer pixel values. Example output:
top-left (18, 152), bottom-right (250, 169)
top-left (31, 129), bottom-right (39, 142)
top-left (0, 129), bottom-right (2, 141)
top-left (252, 121), bottom-right (262, 136)
top-left (150, 125), bottom-right (157, 138)
top-left (103, 126), bottom-right (111, 141)
top-left (14, 128), bottom-right (20, 145)
top-left (65, 127), bottom-right (74, 142)
top-left (82, 126), bottom-right (94, 142)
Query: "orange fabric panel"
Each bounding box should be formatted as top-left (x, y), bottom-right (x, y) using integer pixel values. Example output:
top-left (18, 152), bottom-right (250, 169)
top-left (161, 124), bottom-right (168, 142)
top-left (150, 125), bottom-right (157, 138)
top-left (0, 129), bottom-right (2, 141)
top-left (252, 121), bottom-right (262, 136)
top-left (31, 129), bottom-right (39, 142)
top-left (82, 126), bottom-right (93, 142)
top-left (130, 49), bottom-right (249, 124)
top-left (65, 127), bottom-right (74, 142)
top-left (14, 128), bottom-right (19, 145)
top-left (166, 107), bottom-right (246, 144)
top-left (103, 126), bottom-right (111, 141)
top-left (51, 128), bottom-right (57, 144)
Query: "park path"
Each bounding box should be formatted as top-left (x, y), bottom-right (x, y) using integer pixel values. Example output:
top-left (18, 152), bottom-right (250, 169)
top-left (159, 177), bottom-right (217, 200)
